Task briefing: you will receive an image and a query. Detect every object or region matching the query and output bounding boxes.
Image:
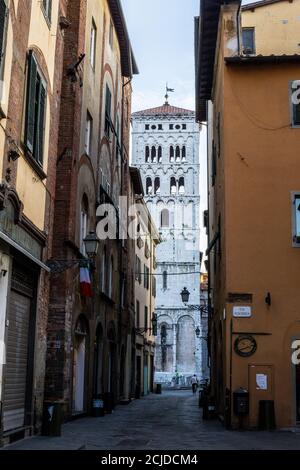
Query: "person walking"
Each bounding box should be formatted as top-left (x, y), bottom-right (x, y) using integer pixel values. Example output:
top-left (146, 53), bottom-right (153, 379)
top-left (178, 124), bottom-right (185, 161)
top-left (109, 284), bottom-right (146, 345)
top-left (191, 375), bottom-right (198, 394)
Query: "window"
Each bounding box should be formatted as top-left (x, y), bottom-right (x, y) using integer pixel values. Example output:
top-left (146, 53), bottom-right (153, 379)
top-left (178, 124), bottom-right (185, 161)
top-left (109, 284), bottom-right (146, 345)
top-left (144, 306), bottom-right (148, 330)
top-left (182, 124), bottom-right (187, 130)
top-left (109, 19), bottom-right (114, 48)
top-left (109, 256), bottom-right (114, 298)
top-left (42, 0), bottom-right (52, 23)
top-left (293, 194), bottom-right (300, 245)
top-left (154, 177), bottom-right (160, 195)
top-left (175, 146), bottom-right (180, 162)
top-left (169, 124), bottom-right (174, 130)
top-left (85, 111), bottom-right (93, 155)
top-left (211, 142), bottom-right (217, 186)
top-left (179, 177), bottom-right (185, 194)
top-left (151, 146), bottom-right (156, 163)
top-left (175, 124), bottom-right (180, 130)
top-left (101, 247), bottom-right (107, 292)
top-left (163, 271), bottom-right (167, 290)
top-left (158, 146), bottom-right (162, 162)
top-left (136, 300), bottom-right (140, 328)
top-left (105, 84), bottom-right (112, 137)
top-left (170, 177), bottom-right (177, 195)
top-left (90, 19), bottom-right (97, 69)
top-left (116, 116), bottom-right (120, 161)
top-left (182, 146), bottom-right (186, 161)
top-left (135, 256), bottom-right (142, 284)
top-left (291, 81), bottom-right (300, 127)
top-left (145, 124), bottom-right (150, 130)
top-left (152, 276), bottom-right (156, 297)
top-left (145, 146), bottom-right (150, 162)
top-left (151, 125), bottom-right (156, 130)
top-left (146, 177), bottom-right (152, 195)
top-left (24, 51), bottom-right (47, 166)
top-left (144, 265), bottom-right (149, 289)
top-left (80, 195), bottom-right (89, 255)
top-left (0, 0), bottom-right (8, 79)
top-left (158, 124), bottom-right (163, 130)
top-left (170, 146), bottom-right (174, 162)
top-left (161, 209), bottom-right (170, 228)
top-left (242, 27), bottom-right (255, 55)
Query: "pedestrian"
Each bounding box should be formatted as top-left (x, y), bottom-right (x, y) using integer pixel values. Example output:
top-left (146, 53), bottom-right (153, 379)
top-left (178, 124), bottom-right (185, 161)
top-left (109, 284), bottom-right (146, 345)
top-left (191, 374), bottom-right (198, 394)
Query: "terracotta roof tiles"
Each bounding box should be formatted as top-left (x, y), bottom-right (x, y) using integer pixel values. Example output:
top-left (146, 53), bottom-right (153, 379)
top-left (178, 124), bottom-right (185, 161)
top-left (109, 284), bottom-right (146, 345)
top-left (132, 103), bottom-right (194, 116)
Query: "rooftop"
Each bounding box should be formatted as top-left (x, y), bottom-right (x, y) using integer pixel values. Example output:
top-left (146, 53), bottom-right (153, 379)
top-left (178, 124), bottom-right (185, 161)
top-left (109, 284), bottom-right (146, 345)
top-left (132, 103), bottom-right (195, 117)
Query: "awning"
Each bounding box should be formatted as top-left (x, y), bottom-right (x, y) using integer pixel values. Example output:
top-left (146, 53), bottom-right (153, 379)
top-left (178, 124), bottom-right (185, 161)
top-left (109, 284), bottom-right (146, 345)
top-left (0, 230), bottom-right (50, 272)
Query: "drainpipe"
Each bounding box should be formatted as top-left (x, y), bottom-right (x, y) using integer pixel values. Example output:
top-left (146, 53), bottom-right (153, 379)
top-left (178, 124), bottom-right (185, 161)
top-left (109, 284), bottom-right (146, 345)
top-left (236, 1), bottom-right (242, 56)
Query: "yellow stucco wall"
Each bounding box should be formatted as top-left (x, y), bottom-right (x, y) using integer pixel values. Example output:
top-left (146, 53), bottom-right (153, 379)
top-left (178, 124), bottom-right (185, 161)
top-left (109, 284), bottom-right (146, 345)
top-left (15, 0), bottom-right (59, 231)
top-left (242, 0), bottom-right (300, 55)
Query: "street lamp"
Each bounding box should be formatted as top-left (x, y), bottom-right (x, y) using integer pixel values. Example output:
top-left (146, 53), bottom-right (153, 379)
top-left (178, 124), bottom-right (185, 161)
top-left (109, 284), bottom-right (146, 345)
top-left (181, 287), bottom-right (190, 303)
top-left (83, 231), bottom-right (100, 258)
top-left (195, 326), bottom-right (200, 337)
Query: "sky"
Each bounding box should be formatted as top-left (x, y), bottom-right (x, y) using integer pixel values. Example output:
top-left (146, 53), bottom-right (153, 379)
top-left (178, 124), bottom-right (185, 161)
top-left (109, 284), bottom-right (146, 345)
top-left (121, 0), bottom-right (259, 259)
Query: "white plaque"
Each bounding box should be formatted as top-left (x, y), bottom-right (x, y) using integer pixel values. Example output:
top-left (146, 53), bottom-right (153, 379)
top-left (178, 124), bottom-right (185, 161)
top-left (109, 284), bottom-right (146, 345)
top-left (256, 374), bottom-right (268, 390)
top-left (233, 306), bottom-right (252, 318)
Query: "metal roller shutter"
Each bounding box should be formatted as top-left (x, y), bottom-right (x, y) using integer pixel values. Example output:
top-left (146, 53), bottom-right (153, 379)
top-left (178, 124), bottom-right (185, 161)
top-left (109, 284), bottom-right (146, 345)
top-left (3, 264), bottom-right (35, 432)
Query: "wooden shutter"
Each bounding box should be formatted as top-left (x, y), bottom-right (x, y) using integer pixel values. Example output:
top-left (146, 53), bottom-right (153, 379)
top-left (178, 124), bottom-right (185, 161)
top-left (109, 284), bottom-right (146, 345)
top-left (36, 81), bottom-right (46, 165)
top-left (25, 52), bottom-right (37, 153)
top-left (0, 0), bottom-right (7, 69)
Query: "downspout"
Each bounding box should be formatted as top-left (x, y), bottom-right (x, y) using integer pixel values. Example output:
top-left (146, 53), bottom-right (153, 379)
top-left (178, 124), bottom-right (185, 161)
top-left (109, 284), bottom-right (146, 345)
top-left (236, 1), bottom-right (242, 55)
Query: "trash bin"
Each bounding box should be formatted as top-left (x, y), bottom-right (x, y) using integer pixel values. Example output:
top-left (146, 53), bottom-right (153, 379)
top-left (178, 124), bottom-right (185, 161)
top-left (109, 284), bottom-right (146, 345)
top-left (233, 388), bottom-right (249, 416)
top-left (92, 395), bottom-right (105, 417)
top-left (198, 389), bottom-right (204, 408)
top-left (156, 384), bottom-right (162, 395)
top-left (42, 401), bottom-right (63, 437)
top-left (203, 396), bottom-right (216, 420)
top-left (258, 400), bottom-right (276, 431)
top-left (135, 384), bottom-right (141, 399)
top-left (104, 392), bottom-right (115, 414)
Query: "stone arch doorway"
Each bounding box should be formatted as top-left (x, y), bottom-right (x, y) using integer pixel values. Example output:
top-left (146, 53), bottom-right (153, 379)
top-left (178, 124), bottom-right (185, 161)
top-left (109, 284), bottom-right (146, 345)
top-left (94, 323), bottom-right (104, 396)
top-left (73, 315), bottom-right (89, 414)
top-left (107, 323), bottom-right (117, 396)
top-left (176, 315), bottom-right (196, 375)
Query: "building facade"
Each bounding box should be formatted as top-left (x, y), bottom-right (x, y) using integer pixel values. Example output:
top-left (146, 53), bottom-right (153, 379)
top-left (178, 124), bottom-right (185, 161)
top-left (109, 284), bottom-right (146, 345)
top-left (196, 0), bottom-right (300, 429)
top-left (132, 103), bottom-right (204, 386)
top-left (130, 171), bottom-right (160, 397)
top-left (0, 0), bottom-right (67, 444)
top-left (44, 0), bottom-right (138, 420)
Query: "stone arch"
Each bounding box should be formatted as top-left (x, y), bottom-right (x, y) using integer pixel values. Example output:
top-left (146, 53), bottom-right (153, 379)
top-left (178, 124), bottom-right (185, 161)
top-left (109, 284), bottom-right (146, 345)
top-left (176, 315), bottom-right (196, 374)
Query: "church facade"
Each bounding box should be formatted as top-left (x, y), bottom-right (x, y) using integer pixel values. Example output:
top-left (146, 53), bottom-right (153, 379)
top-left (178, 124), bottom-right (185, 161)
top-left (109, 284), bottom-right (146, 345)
top-left (132, 101), bottom-right (205, 385)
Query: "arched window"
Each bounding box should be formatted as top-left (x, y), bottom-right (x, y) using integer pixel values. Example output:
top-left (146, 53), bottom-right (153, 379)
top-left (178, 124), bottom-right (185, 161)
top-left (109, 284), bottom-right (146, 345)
top-left (170, 146), bottom-right (174, 162)
top-left (182, 146), bottom-right (186, 161)
top-left (179, 177), bottom-right (185, 194)
top-left (161, 208), bottom-right (170, 228)
top-left (151, 146), bottom-right (156, 163)
top-left (80, 194), bottom-right (89, 255)
top-left (145, 146), bottom-right (150, 162)
top-left (109, 256), bottom-right (114, 298)
top-left (170, 177), bottom-right (177, 195)
top-left (154, 177), bottom-right (160, 195)
top-left (146, 177), bottom-right (152, 195)
top-left (101, 246), bottom-right (107, 292)
top-left (175, 146), bottom-right (180, 162)
top-left (158, 146), bottom-right (162, 162)
top-left (163, 271), bottom-right (167, 290)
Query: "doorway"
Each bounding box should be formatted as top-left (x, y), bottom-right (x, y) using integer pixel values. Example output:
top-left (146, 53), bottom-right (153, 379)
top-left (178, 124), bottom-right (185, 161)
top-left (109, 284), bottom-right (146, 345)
top-left (296, 363), bottom-right (300, 423)
top-left (73, 316), bottom-right (88, 414)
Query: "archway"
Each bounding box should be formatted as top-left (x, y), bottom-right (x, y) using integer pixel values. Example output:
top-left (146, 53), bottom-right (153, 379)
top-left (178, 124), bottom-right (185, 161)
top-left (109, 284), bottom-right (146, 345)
top-left (176, 315), bottom-right (195, 374)
top-left (73, 315), bottom-right (89, 414)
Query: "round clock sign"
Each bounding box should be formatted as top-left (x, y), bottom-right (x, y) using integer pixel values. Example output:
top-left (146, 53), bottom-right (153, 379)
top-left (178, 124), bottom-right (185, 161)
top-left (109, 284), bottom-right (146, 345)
top-left (234, 335), bottom-right (257, 357)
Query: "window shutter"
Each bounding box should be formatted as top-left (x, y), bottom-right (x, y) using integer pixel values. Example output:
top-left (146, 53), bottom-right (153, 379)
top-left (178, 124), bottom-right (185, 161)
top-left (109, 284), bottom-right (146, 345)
top-left (25, 52), bottom-right (37, 153)
top-left (0, 0), bottom-right (7, 67)
top-left (36, 82), bottom-right (46, 165)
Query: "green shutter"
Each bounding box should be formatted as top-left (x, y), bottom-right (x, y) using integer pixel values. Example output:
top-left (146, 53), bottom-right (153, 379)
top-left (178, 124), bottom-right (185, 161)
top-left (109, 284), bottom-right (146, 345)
top-left (25, 52), bottom-right (37, 153)
top-left (36, 82), bottom-right (46, 165)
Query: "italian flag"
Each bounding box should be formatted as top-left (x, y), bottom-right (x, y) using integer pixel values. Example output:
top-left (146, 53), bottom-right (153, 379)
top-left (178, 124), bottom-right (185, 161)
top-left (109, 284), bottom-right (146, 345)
top-left (80, 267), bottom-right (92, 297)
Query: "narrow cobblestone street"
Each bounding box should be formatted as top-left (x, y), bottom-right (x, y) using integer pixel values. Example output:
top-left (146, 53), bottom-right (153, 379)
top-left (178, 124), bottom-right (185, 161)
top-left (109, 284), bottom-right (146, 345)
top-left (4, 391), bottom-right (300, 451)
